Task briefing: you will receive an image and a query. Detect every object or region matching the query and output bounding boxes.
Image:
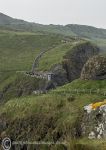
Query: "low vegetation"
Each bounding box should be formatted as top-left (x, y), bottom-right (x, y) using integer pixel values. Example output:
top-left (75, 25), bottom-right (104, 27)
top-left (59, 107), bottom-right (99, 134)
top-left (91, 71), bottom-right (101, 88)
top-left (0, 29), bottom-right (64, 72)
top-left (0, 14), bottom-right (106, 149)
top-left (0, 80), bottom-right (106, 150)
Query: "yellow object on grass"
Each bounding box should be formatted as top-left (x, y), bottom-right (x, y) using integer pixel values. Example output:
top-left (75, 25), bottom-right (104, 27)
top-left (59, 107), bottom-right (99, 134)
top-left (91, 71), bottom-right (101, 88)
top-left (91, 99), bottom-right (106, 110)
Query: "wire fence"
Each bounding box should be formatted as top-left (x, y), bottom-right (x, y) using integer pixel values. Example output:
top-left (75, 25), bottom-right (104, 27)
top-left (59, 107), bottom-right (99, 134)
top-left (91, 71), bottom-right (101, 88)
top-left (52, 89), bottom-right (106, 96)
top-left (0, 86), bottom-right (106, 96)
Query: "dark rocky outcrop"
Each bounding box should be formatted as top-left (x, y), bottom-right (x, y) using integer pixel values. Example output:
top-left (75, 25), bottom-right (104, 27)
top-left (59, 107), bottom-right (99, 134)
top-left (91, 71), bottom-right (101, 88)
top-left (45, 64), bottom-right (68, 90)
top-left (81, 55), bottom-right (106, 80)
top-left (51, 64), bottom-right (68, 86)
top-left (62, 42), bottom-right (100, 82)
top-left (46, 42), bottom-right (100, 87)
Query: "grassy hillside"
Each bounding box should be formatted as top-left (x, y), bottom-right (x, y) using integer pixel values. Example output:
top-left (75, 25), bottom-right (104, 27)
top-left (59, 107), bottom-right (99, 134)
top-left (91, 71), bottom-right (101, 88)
top-left (38, 41), bottom-right (81, 71)
top-left (0, 13), bottom-right (106, 150)
top-left (0, 79), bottom-right (106, 149)
top-left (2, 23), bottom-right (106, 42)
top-left (0, 29), bottom-right (83, 103)
top-left (54, 79), bottom-right (106, 92)
top-left (0, 29), bottom-right (65, 72)
top-left (0, 13), bottom-right (29, 25)
top-left (65, 24), bottom-right (106, 39)
top-left (0, 13), bottom-right (106, 42)
top-left (1, 79), bottom-right (106, 117)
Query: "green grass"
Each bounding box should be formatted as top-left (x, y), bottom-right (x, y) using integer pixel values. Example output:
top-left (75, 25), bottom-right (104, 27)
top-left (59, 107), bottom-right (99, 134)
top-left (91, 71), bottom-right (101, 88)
top-left (0, 28), bottom-right (106, 150)
top-left (1, 92), bottom-right (104, 119)
top-left (0, 73), bottom-right (46, 102)
top-left (0, 30), bottom-right (64, 72)
top-left (74, 138), bottom-right (106, 150)
top-left (54, 79), bottom-right (106, 93)
top-left (0, 90), bottom-right (105, 139)
top-left (0, 72), bottom-right (17, 90)
top-left (66, 138), bottom-right (106, 150)
top-left (1, 79), bottom-right (106, 118)
top-left (0, 28), bottom-right (85, 73)
top-left (38, 42), bottom-right (78, 71)
top-left (0, 79), bottom-right (106, 142)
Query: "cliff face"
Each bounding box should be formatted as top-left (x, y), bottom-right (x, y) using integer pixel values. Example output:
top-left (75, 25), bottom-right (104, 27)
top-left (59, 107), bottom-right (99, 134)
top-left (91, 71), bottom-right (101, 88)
top-left (49, 64), bottom-right (68, 87)
top-left (62, 42), bottom-right (100, 82)
top-left (81, 55), bottom-right (106, 80)
top-left (81, 102), bottom-right (106, 139)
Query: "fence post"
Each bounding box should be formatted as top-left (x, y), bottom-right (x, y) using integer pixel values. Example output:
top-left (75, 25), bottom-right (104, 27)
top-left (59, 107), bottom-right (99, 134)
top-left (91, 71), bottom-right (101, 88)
top-left (90, 89), bottom-right (92, 94)
top-left (97, 89), bottom-right (100, 95)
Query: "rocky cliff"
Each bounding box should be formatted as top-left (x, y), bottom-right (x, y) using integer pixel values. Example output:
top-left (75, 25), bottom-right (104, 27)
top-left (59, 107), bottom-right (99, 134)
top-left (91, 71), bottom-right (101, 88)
top-left (62, 42), bottom-right (100, 82)
top-left (81, 55), bottom-right (106, 80)
top-left (81, 101), bottom-right (106, 139)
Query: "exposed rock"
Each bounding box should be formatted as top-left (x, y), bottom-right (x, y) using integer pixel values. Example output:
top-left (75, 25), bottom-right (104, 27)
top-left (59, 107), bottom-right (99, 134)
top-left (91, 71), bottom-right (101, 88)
top-left (88, 131), bottom-right (96, 139)
top-left (45, 42), bottom-right (100, 88)
top-left (51, 64), bottom-right (68, 86)
top-left (44, 81), bottom-right (57, 90)
top-left (63, 42), bottom-right (100, 82)
top-left (81, 102), bottom-right (106, 139)
top-left (81, 55), bottom-right (106, 80)
top-left (44, 64), bottom-right (68, 90)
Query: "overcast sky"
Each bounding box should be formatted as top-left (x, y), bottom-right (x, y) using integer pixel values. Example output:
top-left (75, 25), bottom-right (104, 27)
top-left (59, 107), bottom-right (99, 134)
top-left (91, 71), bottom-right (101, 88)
top-left (0, 0), bottom-right (106, 28)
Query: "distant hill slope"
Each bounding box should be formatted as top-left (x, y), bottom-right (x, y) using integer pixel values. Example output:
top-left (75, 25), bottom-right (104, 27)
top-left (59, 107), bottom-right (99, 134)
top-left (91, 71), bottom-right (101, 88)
top-left (65, 24), bottom-right (106, 39)
top-left (0, 13), bottom-right (106, 40)
top-left (0, 13), bottom-right (28, 25)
